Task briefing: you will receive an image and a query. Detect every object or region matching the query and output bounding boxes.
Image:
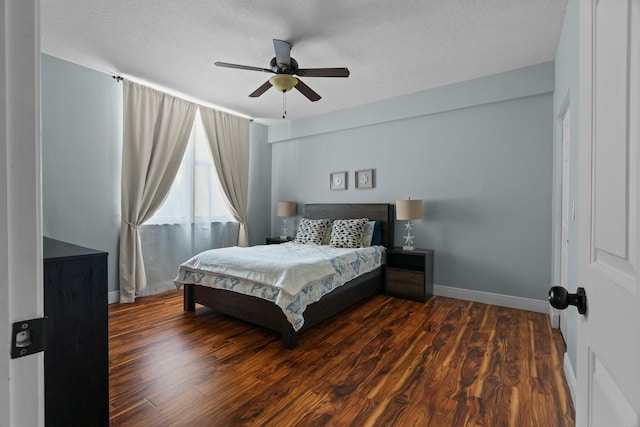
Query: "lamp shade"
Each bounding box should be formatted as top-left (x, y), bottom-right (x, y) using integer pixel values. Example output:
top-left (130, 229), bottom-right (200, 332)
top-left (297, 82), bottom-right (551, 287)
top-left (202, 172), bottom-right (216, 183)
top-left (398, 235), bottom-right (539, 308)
top-left (396, 199), bottom-right (422, 220)
top-left (277, 201), bottom-right (296, 217)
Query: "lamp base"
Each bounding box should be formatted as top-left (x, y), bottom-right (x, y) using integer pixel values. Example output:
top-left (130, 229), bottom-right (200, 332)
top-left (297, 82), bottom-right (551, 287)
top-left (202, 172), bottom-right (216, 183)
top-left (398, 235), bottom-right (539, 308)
top-left (402, 245), bottom-right (416, 251)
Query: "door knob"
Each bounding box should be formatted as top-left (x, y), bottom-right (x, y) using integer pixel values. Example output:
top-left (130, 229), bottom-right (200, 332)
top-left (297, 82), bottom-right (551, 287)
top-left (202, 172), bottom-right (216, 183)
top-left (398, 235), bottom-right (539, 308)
top-left (548, 286), bottom-right (587, 315)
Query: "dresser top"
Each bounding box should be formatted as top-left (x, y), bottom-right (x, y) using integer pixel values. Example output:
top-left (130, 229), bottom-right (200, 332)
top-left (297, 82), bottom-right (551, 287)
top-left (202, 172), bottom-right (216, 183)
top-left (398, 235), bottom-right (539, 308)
top-left (43, 237), bottom-right (108, 261)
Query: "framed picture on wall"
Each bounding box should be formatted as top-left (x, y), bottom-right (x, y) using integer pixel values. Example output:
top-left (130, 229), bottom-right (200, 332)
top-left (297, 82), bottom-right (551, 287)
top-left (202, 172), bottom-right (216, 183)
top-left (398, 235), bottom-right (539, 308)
top-left (330, 171), bottom-right (347, 190)
top-left (355, 169), bottom-right (374, 189)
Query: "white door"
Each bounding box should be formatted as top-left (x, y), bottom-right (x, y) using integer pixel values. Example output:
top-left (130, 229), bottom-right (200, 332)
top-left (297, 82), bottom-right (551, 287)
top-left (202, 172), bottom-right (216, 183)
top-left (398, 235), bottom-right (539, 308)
top-left (0, 1), bottom-right (44, 426)
top-left (577, 0), bottom-right (640, 426)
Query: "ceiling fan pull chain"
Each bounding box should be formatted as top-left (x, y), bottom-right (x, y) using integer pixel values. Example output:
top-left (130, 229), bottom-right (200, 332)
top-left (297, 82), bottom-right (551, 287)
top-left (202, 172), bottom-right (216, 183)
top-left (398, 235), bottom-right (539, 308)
top-left (282, 91), bottom-right (287, 119)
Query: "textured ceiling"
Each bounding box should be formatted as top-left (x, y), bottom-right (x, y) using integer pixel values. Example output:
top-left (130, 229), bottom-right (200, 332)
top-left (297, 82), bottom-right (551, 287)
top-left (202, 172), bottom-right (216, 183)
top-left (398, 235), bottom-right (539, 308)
top-left (41, 0), bottom-right (568, 124)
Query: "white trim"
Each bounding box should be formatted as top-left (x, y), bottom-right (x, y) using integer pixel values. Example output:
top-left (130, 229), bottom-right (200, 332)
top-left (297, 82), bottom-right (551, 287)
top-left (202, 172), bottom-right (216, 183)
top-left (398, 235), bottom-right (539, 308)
top-left (108, 290), bottom-right (120, 304)
top-left (563, 352), bottom-right (577, 407)
top-left (559, 309), bottom-right (568, 337)
top-left (2, 1), bottom-right (44, 425)
top-left (138, 283), bottom-right (178, 298)
top-left (111, 284), bottom-right (550, 313)
top-left (433, 284), bottom-right (549, 313)
top-left (549, 306), bottom-right (561, 329)
top-left (108, 285), bottom-right (181, 304)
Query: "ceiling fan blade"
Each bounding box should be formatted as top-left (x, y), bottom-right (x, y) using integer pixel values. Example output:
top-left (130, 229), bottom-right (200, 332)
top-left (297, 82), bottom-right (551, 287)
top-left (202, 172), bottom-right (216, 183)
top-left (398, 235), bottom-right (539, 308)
top-left (249, 80), bottom-right (273, 97)
top-left (294, 78), bottom-right (321, 102)
top-left (215, 62), bottom-right (273, 73)
top-left (273, 39), bottom-right (292, 70)
top-left (296, 68), bottom-right (350, 78)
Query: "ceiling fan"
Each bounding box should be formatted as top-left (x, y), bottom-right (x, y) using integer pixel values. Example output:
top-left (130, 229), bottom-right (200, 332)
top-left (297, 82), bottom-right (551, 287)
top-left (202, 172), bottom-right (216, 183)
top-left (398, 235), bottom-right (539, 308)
top-left (214, 39), bottom-right (350, 103)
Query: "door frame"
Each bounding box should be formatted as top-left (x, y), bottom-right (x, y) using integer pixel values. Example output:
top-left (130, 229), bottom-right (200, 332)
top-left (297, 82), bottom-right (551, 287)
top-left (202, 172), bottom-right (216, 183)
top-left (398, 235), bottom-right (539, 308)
top-left (0, 1), bottom-right (44, 426)
top-left (559, 105), bottom-right (572, 340)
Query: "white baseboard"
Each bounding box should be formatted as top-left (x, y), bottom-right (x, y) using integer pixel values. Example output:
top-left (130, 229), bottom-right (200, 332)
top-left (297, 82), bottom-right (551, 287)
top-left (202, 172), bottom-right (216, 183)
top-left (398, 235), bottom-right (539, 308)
top-left (549, 306), bottom-right (561, 329)
top-left (107, 284), bottom-right (178, 304)
top-left (138, 283), bottom-right (177, 298)
top-left (559, 310), bottom-right (568, 336)
top-left (433, 284), bottom-right (549, 313)
top-left (108, 290), bottom-right (120, 304)
top-left (110, 283), bottom-right (549, 312)
top-left (563, 352), bottom-right (577, 406)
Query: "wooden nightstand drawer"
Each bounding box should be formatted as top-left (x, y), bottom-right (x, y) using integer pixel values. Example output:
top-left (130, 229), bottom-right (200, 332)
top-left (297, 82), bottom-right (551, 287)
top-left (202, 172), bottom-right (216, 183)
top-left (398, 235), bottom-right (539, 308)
top-left (386, 268), bottom-right (425, 301)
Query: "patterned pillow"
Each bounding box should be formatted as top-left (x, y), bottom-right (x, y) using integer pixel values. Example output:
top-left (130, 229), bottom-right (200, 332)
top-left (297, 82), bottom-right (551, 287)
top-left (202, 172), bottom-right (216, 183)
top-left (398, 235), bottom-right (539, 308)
top-left (360, 221), bottom-right (376, 247)
top-left (330, 218), bottom-right (369, 248)
top-left (294, 218), bottom-right (330, 245)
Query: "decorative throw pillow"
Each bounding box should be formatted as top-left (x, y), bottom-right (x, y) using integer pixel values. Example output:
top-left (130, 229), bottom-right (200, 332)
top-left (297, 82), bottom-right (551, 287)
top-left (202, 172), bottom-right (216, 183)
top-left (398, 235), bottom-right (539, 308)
top-left (293, 218), bottom-right (330, 245)
top-left (371, 220), bottom-right (383, 246)
top-left (360, 221), bottom-right (376, 247)
top-left (330, 218), bottom-right (369, 248)
top-left (321, 223), bottom-right (333, 245)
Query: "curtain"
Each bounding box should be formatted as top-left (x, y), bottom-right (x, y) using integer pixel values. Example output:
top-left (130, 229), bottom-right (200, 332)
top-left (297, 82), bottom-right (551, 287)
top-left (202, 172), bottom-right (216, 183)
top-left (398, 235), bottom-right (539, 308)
top-left (138, 222), bottom-right (239, 296)
top-left (199, 106), bottom-right (251, 246)
top-left (138, 113), bottom-right (239, 297)
top-left (119, 81), bottom-right (197, 302)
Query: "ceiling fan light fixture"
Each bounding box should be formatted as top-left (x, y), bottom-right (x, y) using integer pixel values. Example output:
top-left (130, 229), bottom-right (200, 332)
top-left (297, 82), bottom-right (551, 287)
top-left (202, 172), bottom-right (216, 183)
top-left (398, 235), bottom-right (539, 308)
top-left (269, 74), bottom-right (298, 92)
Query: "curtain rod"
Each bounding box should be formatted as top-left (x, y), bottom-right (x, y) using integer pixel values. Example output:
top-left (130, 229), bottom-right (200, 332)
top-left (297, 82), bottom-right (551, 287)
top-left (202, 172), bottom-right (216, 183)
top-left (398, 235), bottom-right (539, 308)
top-left (110, 74), bottom-right (253, 122)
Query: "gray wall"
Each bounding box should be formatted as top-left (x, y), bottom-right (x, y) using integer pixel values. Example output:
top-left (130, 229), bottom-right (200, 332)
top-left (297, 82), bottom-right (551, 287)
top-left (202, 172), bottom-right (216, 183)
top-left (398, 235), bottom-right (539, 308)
top-left (41, 52), bottom-right (559, 307)
top-left (553, 0), bottom-right (579, 375)
top-left (42, 54), bottom-right (123, 294)
top-left (270, 63), bottom-right (554, 301)
top-left (42, 54), bottom-right (273, 294)
top-left (247, 122), bottom-right (272, 245)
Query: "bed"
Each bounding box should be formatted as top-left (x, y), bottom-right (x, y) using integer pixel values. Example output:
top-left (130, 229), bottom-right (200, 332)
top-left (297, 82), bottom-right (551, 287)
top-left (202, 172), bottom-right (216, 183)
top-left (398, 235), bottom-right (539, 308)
top-left (177, 203), bottom-right (394, 349)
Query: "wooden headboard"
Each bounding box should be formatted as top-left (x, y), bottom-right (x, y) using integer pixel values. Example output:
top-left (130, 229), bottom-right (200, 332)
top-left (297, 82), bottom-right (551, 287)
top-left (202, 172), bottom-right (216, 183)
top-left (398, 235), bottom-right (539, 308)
top-left (304, 203), bottom-right (395, 248)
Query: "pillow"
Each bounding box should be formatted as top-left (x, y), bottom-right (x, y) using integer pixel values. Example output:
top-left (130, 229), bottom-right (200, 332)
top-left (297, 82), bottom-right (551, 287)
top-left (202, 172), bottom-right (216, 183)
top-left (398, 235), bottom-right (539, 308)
top-left (330, 218), bottom-right (369, 248)
top-left (359, 220), bottom-right (383, 247)
top-left (321, 223), bottom-right (333, 245)
top-left (371, 219), bottom-right (383, 246)
top-left (293, 218), bottom-right (330, 245)
top-left (360, 221), bottom-right (376, 247)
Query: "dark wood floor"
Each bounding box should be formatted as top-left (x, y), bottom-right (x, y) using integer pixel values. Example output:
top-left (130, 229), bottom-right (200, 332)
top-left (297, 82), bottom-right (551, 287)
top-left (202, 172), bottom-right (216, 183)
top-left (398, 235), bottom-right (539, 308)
top-left (108, 290), bottom-right (575, 426)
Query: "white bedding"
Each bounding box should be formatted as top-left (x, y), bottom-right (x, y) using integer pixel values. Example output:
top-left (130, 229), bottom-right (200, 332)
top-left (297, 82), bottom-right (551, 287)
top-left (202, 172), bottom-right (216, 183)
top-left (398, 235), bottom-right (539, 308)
top-left (174, 242), bottom-right (385, 330)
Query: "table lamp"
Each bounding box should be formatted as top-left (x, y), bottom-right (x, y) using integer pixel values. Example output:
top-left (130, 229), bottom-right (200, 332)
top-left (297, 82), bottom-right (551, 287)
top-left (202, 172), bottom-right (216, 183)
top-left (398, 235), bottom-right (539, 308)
top-left (277, 201), bottom-right (296, 239)
top-left (396, 198), bottom-right (423, 250)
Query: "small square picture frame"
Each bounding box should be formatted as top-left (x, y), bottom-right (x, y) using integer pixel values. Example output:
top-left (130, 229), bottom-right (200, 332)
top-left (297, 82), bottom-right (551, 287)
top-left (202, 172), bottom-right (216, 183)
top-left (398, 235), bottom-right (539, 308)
top-left (355, 169), bottom-right (374, 189)
top-left (330, 171), bottom-right (347, 191)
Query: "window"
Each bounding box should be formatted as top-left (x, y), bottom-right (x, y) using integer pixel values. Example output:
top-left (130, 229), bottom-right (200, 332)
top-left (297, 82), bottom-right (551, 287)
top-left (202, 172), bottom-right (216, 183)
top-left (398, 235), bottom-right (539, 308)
top-left (145, 112), bottom-right (236, 225)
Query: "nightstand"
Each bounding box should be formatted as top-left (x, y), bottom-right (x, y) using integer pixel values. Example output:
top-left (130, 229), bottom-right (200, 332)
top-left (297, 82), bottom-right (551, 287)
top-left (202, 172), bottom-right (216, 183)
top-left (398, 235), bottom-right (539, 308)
top-left (385, 248), bottom-right (434, 302)
top-left (266, 236), bottom-right (293, 245)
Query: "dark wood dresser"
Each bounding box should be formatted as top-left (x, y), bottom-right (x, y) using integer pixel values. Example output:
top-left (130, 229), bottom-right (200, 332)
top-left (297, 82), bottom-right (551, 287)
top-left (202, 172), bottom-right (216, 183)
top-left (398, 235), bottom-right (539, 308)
top-left (43, 237), bottom-right (109, 426)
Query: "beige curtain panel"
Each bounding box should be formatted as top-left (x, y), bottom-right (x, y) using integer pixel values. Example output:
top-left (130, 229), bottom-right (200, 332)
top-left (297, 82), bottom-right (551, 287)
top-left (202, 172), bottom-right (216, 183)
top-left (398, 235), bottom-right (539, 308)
top-left (199, 106), bottom-right (251, 247)
top-left (119, 81), bottom-right (197, 302)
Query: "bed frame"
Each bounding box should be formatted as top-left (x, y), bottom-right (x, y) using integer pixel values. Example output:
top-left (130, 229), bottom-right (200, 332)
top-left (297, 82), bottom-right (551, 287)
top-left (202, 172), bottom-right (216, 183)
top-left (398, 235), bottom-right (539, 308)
top-left (183, 203), bottom-right (395, 349)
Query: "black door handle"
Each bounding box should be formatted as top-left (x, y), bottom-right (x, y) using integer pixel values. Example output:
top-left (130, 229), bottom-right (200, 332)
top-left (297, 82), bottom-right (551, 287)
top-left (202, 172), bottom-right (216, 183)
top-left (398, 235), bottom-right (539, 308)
top-left (548, 286), bottom-right (587, 315)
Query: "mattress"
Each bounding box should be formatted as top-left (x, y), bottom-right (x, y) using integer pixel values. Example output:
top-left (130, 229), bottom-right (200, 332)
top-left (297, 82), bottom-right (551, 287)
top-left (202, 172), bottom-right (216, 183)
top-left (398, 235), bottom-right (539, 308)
top-left (174, 242), bottom-right (385, 331)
